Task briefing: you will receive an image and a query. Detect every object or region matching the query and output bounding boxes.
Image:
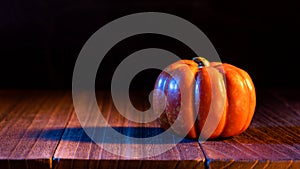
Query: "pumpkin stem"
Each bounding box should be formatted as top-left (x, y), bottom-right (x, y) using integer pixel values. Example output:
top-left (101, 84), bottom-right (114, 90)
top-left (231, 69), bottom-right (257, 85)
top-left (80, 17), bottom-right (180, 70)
top-left (192, 57), bottom-right (210, 68)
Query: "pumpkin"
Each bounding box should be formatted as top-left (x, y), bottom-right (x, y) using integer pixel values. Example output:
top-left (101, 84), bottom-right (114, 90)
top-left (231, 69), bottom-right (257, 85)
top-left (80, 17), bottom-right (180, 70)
top-left (152, 57), bottom-right (256, 139)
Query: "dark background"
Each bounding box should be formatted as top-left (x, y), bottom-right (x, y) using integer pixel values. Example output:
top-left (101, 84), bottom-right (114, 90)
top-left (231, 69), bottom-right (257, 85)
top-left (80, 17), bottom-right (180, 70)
top-left (1, 0), bottom-right (299, 90)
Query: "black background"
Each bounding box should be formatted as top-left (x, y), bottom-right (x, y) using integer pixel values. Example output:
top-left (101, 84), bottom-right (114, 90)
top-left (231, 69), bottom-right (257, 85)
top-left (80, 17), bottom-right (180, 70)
top-left (1, 0), bottom-right (299, 90)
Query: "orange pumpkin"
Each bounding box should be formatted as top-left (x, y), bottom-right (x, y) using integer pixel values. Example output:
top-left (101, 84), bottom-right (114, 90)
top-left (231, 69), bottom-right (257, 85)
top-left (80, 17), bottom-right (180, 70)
top-left (153, 57), bottom-right (256, 139)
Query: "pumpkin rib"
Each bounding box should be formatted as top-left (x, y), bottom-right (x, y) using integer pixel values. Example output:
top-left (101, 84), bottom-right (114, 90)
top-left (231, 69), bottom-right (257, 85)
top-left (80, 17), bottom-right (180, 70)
top-left (210, 64), bottom-right (229, 138)
top-left (202, 66), bottom-right (227, 139)
top-left (219, 65), bottom-right (250, 137)
top-left (155, 72), bottom-right (172, 130)
top-left (164, 61), bottom-right (199, 138)
top-left (223, 64), bottom-right (256, 132)
top-left (194, 66), bottom-right (212, 139)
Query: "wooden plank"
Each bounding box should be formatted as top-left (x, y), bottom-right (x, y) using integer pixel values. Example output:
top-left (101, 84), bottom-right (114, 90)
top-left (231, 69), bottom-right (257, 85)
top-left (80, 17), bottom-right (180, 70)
top-left (0, 90), bottom-right (73, 169)
top-left (53, 91), bottom-right (205, 169)
top-left (0, 90), bottom-right (24, 122)
top-left (201, 89), bottom-right (300, 169)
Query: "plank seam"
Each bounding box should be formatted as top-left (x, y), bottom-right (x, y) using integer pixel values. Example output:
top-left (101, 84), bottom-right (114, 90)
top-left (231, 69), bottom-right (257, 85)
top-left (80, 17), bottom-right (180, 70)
top-left (198, 141), bottom-right (210, 169)
top-left (50, 92), bottom-right (74, 169)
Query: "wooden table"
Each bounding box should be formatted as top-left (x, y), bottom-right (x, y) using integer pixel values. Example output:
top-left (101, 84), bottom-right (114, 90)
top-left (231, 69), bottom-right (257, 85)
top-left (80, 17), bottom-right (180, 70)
top-left (0, 89), bottom-right (299, 169)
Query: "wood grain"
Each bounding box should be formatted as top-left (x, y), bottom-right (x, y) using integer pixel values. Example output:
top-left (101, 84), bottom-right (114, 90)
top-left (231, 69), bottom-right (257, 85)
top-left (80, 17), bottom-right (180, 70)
top-left (53, 91), bottom-right (205, 169)
top-left (0, 90), bottom-right (73, 169)
top-left (201, 89), bottom-right (300, 169)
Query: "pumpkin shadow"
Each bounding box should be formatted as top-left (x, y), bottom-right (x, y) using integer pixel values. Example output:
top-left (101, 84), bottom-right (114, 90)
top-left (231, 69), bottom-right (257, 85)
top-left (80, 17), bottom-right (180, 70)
top-left (25, 125), bottom-right (300, 145)
top-left (27, 126), bottom-right (196, 144)
top-left (206, 136), bottom-right (234, 142)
